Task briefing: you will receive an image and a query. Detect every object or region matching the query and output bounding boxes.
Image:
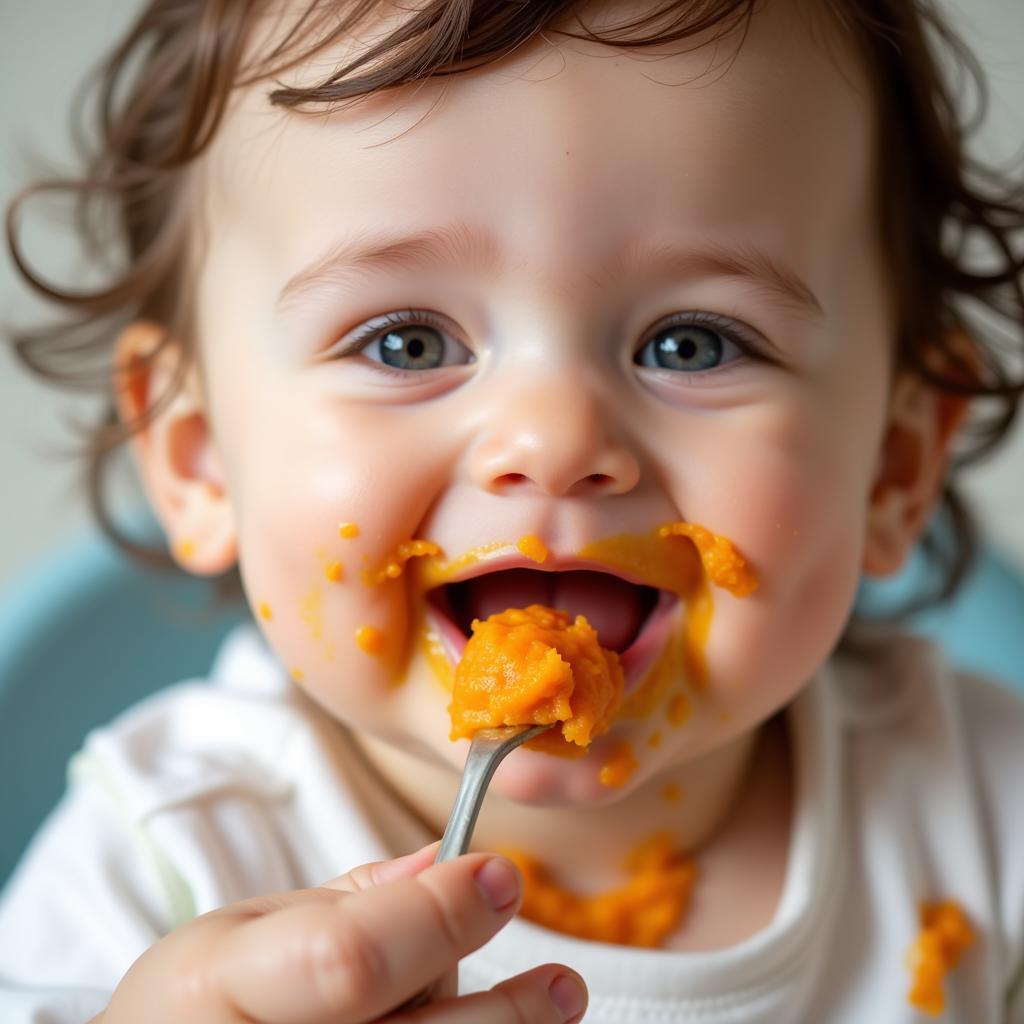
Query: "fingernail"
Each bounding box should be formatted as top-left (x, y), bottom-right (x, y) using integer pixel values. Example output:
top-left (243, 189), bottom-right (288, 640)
top-left (549, 973), bottom-right (586, 1022)
top-left (474, 857), bottom-right (520, 911)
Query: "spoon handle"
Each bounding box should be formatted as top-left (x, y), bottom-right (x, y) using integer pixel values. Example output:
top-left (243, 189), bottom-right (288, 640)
top-left (435, 723), bottom-right (552, 862)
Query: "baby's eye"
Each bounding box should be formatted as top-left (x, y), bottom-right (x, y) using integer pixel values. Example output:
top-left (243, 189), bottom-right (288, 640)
top-left (634, 315), bottom-right (748, 373)
top-left (346, 311), bottom-right (474, 371)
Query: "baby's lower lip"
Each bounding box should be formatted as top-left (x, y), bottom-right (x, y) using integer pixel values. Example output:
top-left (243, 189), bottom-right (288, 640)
top-left (425, 589), bottom-right (679, 694)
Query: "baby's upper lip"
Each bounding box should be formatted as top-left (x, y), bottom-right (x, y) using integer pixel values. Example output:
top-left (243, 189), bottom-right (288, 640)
top-left (431, 551), bottom-right (657, 591)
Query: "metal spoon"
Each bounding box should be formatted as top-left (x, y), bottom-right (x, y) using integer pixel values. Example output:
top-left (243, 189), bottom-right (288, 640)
top-left (435, 723), bottom-right (553, 862)
top-left (401, 722), bottom-right (553, 1011)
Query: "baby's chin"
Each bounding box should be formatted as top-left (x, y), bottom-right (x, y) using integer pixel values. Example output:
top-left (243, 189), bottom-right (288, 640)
top-left (483, 741), bottom-right (645, 808)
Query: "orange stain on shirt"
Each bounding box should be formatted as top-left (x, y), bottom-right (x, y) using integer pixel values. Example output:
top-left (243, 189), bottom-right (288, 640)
top-left (505, 833), bottom-right (696, 948)
top-left (907, 901), bottom-right (975, 1015)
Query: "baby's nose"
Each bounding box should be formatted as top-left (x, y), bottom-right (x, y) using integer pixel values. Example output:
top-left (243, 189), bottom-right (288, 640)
top-left (466, 376), bottom-right (640, 498)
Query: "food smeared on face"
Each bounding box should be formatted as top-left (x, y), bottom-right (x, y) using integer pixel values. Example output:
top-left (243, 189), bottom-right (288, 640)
top-left (338, 522), bottom-right (360, 539)
top-left (907, 901), bottom-right (975, 1015)
top-left (365, 539), bottom-right (442, 585)
top-left (517, 534), bottom-right (550, 564)
top-left (658, 522), bottom-right (759, 597)
top-left (420, 523), bottom-right (756, 753)
top-left (324, 561), bottom-right (344, 582)
top-left (448, 604), bottom-right (623, 752)
top-left (598, 740), bottom-right (638, 788)
top-left (661, 781), bottom-right (683, 804)
top-left (354, 625), bottom-right (386, 656)
top-left (258, 601), bottom-right (273, 621)
top-left (505, 833), bottom-right (695, 947)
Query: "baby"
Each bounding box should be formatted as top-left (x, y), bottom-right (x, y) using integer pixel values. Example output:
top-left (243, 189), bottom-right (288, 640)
top-left (2, 0), bottom-right (1024, 1021)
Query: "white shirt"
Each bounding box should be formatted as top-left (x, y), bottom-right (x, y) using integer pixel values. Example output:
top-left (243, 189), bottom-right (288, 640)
top-left (0, 623), bottom-right (1021, 1023)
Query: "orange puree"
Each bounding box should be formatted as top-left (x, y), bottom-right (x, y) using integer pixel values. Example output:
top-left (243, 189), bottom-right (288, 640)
top-left (448, 604), bottom-right (623, 750)
top-left (517, 534), bottom-right (549, 563)
top-left (907, 901), bottom-right (975, 1015)
top-left (598, 741), bottom-right (638, 788)
top-left (338, 522), bottom-right (360, 539)
top-left (355, 625), bottom-right (385, 656)
top-left (364, 539), bottom-right (441, 585)
top-left (658, 523), bottom-right (758, 597)
top-left (506, 833), bottom-right (695, 948)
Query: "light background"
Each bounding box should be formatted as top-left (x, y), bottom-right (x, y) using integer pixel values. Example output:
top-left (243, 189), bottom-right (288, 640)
top-left (1, 0), bottom-right (1022, 589)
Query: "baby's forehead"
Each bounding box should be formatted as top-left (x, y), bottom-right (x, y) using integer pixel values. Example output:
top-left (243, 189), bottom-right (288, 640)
top-left (200, 0), bottom-right (877, 303)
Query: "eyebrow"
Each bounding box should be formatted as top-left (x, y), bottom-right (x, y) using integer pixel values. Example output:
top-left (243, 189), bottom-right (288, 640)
top-left (275, 221), bottom-right (824, 321)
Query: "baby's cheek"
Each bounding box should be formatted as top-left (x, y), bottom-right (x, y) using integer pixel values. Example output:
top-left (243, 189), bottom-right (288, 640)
top-left (703, 423), bottom-right (872, 719)
top-left (232, 472), bottom-right (415, 717)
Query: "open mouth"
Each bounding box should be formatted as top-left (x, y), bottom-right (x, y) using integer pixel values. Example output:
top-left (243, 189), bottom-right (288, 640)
top-left (425, 567), bottom-right (679, 690)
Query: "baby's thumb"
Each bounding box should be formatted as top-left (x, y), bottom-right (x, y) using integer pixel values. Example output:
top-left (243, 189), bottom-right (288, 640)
top-left (320, 840), bottom-right (440, 894)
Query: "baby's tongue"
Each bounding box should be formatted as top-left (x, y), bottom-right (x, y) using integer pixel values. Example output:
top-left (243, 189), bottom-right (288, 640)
top-left (459, 569), bottom-right (648, 652)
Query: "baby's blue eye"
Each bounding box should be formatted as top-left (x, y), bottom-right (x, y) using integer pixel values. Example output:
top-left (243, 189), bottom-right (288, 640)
top-left (635, 322), bottom-right (739, 372)
top-left (379, 326), bottom-right (445, 369)
top-left (349, 312), bottom-right (474, 371)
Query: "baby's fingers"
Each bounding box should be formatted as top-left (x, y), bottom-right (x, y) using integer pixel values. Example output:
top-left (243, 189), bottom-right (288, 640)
top-left (384, 965), bottom-right (588, 1024)
top-left (214, 853), bottom-right (523, 1024)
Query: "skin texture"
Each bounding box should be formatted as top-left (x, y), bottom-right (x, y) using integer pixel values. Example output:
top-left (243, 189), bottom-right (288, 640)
top-left (112, 0), bottom-right (967, 1003)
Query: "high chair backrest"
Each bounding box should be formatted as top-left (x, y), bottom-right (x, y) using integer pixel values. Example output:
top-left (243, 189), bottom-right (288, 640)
top-left (0, 525), bottom-right (248, 886)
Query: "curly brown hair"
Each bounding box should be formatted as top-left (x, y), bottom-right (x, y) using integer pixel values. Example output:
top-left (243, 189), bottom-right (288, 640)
top-left (5, 0), bottom-right (1024, 611)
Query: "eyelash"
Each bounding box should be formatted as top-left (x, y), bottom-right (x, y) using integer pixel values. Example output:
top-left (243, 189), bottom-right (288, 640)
top-left (328, 307), bottom-right (770, 375)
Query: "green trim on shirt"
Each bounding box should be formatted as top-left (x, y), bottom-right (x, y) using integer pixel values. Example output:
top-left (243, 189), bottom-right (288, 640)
top-left (68, 750), bottom-right (198, 929)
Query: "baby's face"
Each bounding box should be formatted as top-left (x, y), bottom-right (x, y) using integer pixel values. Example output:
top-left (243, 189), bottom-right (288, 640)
top-left (189, 0), bottom-right (892, 802)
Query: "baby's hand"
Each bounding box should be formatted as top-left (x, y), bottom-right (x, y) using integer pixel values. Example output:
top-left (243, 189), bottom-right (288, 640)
top-left (95, 843), bottom-right (587, 1023)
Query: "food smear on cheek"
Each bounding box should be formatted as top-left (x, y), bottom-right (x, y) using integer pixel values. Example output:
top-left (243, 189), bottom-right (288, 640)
top-left (364, 539), bottom-right (441, 585)
top-left (258, 601), bottom-right (273, 621)
top-left (906, 901), bottom-right (974, 1015)
top-left (657, 523), bottom-right (759, 597)
top-left (580, 523), bottom-right (757, 718)
top-left (505, 833), bottom-right (696, 947)
top-left (355, 625), bottom-right (386, 656)
top-left (448, 604), bottom-right (623, 755)
top-left (324, 561), bottom-right (344, 583)
top-left (338, 521), bottom-right (360, 539)
top-left (598, 741), bottom-right (638, 788)
top-left (661, 781), bottom-right (683, 804)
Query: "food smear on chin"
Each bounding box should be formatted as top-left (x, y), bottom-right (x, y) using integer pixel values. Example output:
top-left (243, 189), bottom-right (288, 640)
top-left (598, 740), bottom-right (638, 788)
top-left (505, 833), bottom-right (695, 947)
top-left (906, 901), bottom-right (975, 1015)
top-left (448, 604), bottom-right (623, 754)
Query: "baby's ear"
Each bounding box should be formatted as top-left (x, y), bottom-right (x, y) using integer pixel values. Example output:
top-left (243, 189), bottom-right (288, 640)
top-left (862, 350), bottom-right (970, 578)
top-left (113, 320), bottom-right (237, 575)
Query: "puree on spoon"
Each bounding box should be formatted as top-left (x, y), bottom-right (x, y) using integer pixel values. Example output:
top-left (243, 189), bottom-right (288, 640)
top-left (448, 604), bottom-right (623, 749)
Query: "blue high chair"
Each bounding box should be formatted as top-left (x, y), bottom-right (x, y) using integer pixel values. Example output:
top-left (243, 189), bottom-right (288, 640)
top-left (1, 521), bottom-right (1023, 887)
